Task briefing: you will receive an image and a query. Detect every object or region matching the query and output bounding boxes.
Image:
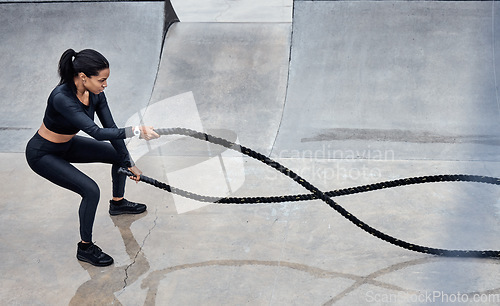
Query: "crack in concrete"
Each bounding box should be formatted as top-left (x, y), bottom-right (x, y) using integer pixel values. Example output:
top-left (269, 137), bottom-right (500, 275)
top-left (123, 208), bottom-right (159, 289)
top-left (140, 256), bottom-right (500, 305)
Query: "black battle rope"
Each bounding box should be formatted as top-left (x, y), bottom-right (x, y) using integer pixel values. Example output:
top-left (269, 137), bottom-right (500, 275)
top-left (119, 127), bottom-right (500, 258)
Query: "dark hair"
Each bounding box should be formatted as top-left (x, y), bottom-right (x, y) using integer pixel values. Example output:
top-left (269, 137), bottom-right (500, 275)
top-left (58, 49), bottom-right (109, 92)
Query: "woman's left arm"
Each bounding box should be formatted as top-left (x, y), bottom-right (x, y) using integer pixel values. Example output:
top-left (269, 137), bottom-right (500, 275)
top-left (95, 94), bottom-right (135, 167)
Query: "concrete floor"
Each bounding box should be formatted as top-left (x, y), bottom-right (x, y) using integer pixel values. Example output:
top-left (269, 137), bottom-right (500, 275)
top-left (2, 1), bottom-right (500, 305)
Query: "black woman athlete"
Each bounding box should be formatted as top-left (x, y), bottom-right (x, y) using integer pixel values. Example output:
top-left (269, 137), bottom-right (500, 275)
top-left (26, 49), bottom-right (160, 266)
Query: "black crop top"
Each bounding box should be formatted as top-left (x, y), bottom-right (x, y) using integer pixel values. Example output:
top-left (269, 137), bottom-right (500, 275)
top-left (43, 83), bottom-right (134, 167)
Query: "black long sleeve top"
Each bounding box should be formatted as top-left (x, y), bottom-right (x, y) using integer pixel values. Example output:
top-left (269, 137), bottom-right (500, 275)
top-left (42, 83), bottom-right (134, 167)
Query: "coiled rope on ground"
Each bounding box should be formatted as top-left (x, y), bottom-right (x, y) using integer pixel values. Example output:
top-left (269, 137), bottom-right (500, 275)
top-left (119, 127), bottom-right (500, 258)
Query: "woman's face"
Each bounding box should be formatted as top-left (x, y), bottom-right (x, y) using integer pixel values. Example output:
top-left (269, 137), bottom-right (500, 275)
top-left (84, 68), bottom-right (110, 94)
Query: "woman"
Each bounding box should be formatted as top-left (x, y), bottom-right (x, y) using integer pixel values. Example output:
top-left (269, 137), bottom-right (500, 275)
top-left (25, 49), bottom-right (160, 267)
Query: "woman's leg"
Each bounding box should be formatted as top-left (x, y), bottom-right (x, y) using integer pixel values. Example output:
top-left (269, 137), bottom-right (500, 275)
top-left (25, 134), bottom-right (128, 266)
top-left (64, 136), bottom-right (127, 199)
top-left (65, 136), bottom-right (146, 215)
top-left (28, 153), bottom-right (100, 242)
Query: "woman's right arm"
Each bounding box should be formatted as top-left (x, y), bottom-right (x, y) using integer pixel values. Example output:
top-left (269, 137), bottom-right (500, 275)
top-left (52, 93), bottom-right (133, 140)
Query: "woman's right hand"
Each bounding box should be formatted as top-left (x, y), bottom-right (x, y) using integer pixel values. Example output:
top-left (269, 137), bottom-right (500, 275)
top-left (138, 126), bottom-right (160, 141)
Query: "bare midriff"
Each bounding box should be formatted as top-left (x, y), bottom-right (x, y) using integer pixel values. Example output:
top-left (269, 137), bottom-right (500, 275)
top-left (38, 123), bottom-right (76, 143)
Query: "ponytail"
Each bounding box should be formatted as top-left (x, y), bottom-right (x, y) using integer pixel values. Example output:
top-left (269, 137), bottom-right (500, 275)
top-left (57, 48), bottom-right (109, 93)
top-left (58, 48), bottom-right (77, 87)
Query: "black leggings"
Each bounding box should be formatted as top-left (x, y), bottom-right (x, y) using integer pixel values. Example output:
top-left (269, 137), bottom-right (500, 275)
top-left (26, 132), bottom-right (127, 242)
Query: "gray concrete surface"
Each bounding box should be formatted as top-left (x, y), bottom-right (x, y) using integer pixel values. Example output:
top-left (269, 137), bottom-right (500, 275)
top-left (273, 1), bottom-right (500, 162)
top-left (0, 1), bottom-right (165, 152)
top-left (170, 0), bottom-right (292, 22)
top-left (2, 0), bottom-right (500, 305)
top-left (148, 22), bottom-right (291, 156)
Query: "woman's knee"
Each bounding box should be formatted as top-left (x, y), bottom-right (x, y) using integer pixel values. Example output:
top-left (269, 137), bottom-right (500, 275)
top-left (82, 179), bottom-right (100, 203)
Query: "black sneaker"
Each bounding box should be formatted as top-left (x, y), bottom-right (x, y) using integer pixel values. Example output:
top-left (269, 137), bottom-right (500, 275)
top-left (76, 242), bottom-right (114, 267)
top-left (109, 199), bottom-right (147, 216)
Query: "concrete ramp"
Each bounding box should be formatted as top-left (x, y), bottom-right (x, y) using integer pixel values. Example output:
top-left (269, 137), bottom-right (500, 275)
top-left (273, 1), bottom-right (500, 161)
top-left (147, 22), bottom-right (291, 156)
top-left (0, 2), bottom-right (165, 152)
top-left (123, 21), bottom-right (290, 213)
